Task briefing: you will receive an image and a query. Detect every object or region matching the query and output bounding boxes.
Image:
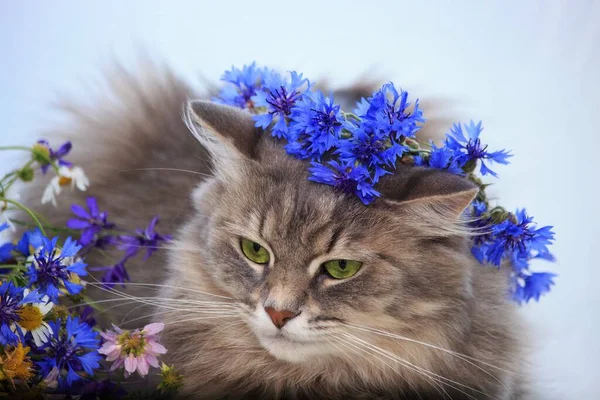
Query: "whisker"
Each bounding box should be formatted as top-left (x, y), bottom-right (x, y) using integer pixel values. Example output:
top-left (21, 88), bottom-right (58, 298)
top-left (124, 307), bottom-right (240, 326)
top-left (118, 167), bottom-right (212, 178)
top-left (68, 297), bottom-right (237, 310)
top-left (166, 314), bottom-right (239, 326)
top-left (342, 332), bottom-right (489, 400)
top-left (330, 335), bottom-right (427, 397)
top-left (346, 323), bottom-right (519, 377)
top-left (86, 282), bottom-right (234, 300)
top-left (85, 276), bottom-right (204, 313)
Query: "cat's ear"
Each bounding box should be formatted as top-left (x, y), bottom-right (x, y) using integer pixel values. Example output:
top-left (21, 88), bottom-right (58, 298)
top-left (184, 100), bottom-right (259, 181)
top-left (378, 166), bottom-right (478, 234)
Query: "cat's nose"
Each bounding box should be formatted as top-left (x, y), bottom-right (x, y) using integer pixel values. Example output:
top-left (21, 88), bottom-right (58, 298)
top-left (264, 306), bottom-right (300, 329)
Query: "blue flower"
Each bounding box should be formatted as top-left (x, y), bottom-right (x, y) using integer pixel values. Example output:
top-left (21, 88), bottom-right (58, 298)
top-left (483, 209), bottom-right (555, 267)
top-left (445, 121), bottom-right (512, 177)
top-left (13, 228), bottom-right (45, 259)
top-left (337, 127), bottom-right (404, 182)
top-left (26, 236), bottom-right (88, 301)
top-left (38, 316), bottom-right (101, 388)
top-left (286, 91), bottom-right (347, 159)
top-left (90, 256), bottom-right (130, 288)
top-left (513, 271), bottom-right (556, 304)
top-left (0, 243), bottom-right (13, 263)
top-left (0, 282), bottom-right (43, 345)
top-left (356, 83), bottom-right (424, 140)
top-left (35, 140), bottom-right (72, 174)
top-left (0, 224), bottom-right (15, 263)
top-left (71, 305), bottom-right (97, 328)
top-left (252, 71), bottom-right (310, 138)
top-left (415, 142), bottom-right (463, 175)
top-left (213, 62), bottom-right (271, 110)
top-left (67, 197), bottom-right (115, 247)
top-left (118, 216), bottom-right (172, 260)
top-left (308, 161), bottom-right (380, 205)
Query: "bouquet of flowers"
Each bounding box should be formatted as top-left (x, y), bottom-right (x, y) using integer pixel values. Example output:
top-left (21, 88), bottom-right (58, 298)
top-left (0, 141), bottom-right (181, 398)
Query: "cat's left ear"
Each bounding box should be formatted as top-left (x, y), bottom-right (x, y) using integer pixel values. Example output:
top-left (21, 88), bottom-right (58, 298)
top-left (377, 165), bottom-right (478, 234)
top-left (185, 100), bottom-right (259, 181)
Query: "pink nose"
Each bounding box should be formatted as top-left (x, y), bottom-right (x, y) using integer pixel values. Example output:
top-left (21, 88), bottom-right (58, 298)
top-left (264, 307), bottom-right (299, 329)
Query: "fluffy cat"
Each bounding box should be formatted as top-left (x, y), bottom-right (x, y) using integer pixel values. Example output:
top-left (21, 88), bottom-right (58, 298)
top-left (25, 63), bottom-right (526, 399)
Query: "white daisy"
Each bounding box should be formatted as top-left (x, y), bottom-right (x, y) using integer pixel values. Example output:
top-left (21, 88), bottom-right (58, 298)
top-left (41, 178), bottom-right (61, 206)
top-left (16, 290), bottom-right (54, 347)
top-left (41, 166), bottom-right (90, 206)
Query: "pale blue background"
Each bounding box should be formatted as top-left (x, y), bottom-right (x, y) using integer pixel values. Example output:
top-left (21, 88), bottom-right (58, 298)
top-left (1, 1), bottom-right (599, 397)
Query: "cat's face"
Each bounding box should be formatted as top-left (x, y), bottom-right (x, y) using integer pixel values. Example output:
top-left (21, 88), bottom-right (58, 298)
top-left (183, 101), bottom-right (478, 363)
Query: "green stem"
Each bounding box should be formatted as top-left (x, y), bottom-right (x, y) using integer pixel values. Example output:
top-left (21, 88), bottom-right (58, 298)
top-left (9, 218), bottom-right (77, 235)
top-left (0, 146), bottom-right (33, 152)
top-left (0, 264), bottom-right (21, 269)
top-left (0, 198), bottom-right (46, 236)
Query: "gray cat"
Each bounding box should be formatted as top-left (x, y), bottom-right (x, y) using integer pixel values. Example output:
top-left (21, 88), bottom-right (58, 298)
top-left (27, 64), bottom-right (525, 399)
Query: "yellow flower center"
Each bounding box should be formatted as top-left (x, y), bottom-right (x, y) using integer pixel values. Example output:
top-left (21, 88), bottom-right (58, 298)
top-left (117, 331), bottom-right (147, 357)
top-left (0, 343), bottom-right (33, 384)
top-left (58, 176), bottom-right (72, 186)
top-left (16, 305), bottom-right (44, 331)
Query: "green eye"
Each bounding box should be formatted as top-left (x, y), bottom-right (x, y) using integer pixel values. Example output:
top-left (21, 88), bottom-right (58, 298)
top-left (322, 259), bottom-right (362, 279)
top-left (240, 238), bottom-right (270, 264)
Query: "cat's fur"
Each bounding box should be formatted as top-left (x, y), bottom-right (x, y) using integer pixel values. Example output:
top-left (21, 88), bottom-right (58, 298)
top-left (25, 63), bottom-right (526, 399)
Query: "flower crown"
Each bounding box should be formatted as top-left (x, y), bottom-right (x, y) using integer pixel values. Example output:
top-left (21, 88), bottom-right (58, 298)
top-left (213, 62), bottom-right (556, 304)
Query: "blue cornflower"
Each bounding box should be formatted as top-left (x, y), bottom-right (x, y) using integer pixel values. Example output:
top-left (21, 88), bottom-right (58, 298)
top-left (469, 201), bottom-right (493, 263)
top-left (286, 91), bottom-right (348, 159)
top-left (34, 140), bottom-right (72, 174)
top-left (252, 71), bottom-right (310, 138)
top-left (0, 223), bottom-right (13, 262)
top-left (0, 282), bottom-right (43, 345)
top-left (308, 161), bottom-right (380, 205)
top-left (27, 236), bottom-right (88, 301)
top-left (213, 62), bottom-right (270, 110)
top-left (513, 271), bottom-right (556, 304)
top-left (484, 209), bottom-right (555, 267)
top-left (67, 197), bottom-right (115, 247)
top-left (337, 127), bottom-right (404, 182)
top-left (356, 83), bottom-right (424, 140)
top-left (118, 216), bottom-right (172, 260)
top-left (14, 228), bottom-right (45, 257)
top-left (414, 142), bottom-right (463, 175)
top-left (445, 121), bottom-right (512, 177)
top-left (0, 243), bottom-right (12, 263)
top-left (38, 316), bottom-right (101, 388)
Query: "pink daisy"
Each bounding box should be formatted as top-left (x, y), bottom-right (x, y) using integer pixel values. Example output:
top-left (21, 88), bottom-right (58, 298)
top-left (98, 322), bottom-right (167, 377)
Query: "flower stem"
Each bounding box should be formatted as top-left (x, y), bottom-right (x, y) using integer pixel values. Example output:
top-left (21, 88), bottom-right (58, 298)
top-left (0, 198), bottom-right (46, 236)
top-left (0, 264), bottom-right (21, 269)
top-left (0, 146), bottom-right (34, 152)
top-left (9, 218), bottom-right (77, 235)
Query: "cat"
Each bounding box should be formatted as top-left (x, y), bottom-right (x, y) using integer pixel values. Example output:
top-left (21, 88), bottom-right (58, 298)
top-left (25, 62), bottom-right (526, 399)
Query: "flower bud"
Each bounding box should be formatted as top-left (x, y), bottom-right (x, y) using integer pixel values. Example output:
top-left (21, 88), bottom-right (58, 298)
top-left (404, 138), bottom-right (420, 150)
top-left (31, 143), bottom-right (51, 164)
top-left (462, 159), bottom-right (477, 174)
top-left (400, 155), bottom-right (414, 165)
top-left (17, 167), bottom-right (35, 182)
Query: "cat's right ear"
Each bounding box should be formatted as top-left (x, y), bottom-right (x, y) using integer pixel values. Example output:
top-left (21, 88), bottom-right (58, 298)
top-left (184, 100), bottom-right (259, 181)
